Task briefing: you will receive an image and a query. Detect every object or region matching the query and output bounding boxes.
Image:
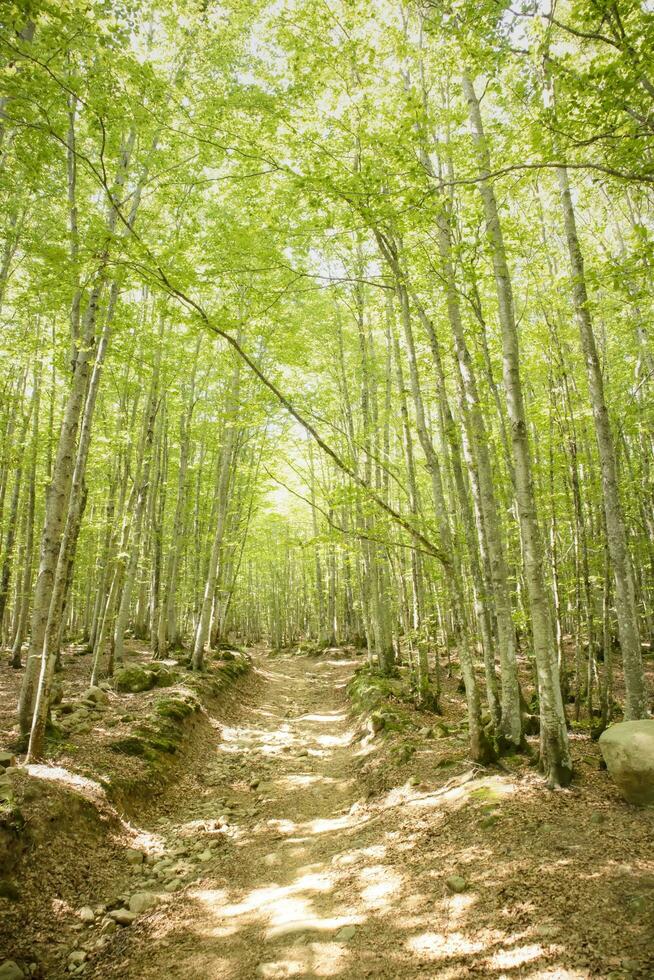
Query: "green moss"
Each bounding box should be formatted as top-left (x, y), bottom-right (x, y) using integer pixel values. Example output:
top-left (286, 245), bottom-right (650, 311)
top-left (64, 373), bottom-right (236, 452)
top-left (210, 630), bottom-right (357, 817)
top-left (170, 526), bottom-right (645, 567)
top-left (150, 664), bottom-right (178, 687)
top-left (154, 696), bottom-right (197, 721)
top-left (114, 665), bottom-right (156, 693)
top-left (110, 735), bottom-right (152, 758)
top-left (114, 662), bottom-right (178, 693)
top-left (147, 734), bottom-right (178, 754)
top-left (469, 786), bottom-right (502, 803)
top-left (391, 741), bottom-right (416, 764)
top-left (0, 879), bottom-right (21, 901)
top-left (217, 655), bottom-right (249, 678)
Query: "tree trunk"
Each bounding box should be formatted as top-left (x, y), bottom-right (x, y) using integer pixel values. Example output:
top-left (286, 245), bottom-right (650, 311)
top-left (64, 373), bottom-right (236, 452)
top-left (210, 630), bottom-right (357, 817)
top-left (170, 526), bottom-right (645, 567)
top-left (556, 163), bottom-right (646, 719)
top-left (462, 74), bottom-right (572, 785)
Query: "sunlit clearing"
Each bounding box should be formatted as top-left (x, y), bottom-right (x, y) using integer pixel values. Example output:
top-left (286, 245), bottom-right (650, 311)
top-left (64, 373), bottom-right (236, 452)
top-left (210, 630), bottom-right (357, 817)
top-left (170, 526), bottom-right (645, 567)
top-left (407, 931), bottom-right (485, 959)
top-left (489, 943), bottom-right (544, 968)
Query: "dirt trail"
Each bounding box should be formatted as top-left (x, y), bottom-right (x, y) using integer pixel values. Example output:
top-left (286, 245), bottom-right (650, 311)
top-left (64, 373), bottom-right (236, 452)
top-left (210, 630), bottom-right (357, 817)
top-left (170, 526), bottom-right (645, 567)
top-left (97, 652), bottom-right (379, 979)
top-left (91, 652), bottom-right (654, 980)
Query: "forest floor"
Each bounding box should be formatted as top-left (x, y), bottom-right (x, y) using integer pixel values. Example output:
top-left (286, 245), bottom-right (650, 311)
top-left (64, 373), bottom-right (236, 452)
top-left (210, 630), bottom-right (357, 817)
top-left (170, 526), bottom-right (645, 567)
top-left (2, 649), bottom-right (654, 979)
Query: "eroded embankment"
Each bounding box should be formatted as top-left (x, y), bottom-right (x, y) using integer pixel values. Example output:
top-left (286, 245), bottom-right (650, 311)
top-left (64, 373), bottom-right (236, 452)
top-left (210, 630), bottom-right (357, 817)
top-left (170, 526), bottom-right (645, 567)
top-left (0, 646), bottom-right (253, 978)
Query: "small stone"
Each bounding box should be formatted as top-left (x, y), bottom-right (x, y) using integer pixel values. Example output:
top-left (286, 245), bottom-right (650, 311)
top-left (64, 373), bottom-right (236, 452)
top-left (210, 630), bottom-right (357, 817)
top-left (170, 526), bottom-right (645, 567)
top-left (108, 909), bottom-right (137, 926)
top-left (164, 880), bottom-right (181, 893)
top-left (197, 849), bottom-right (213, 862)
top-left (128, 892), bottom-right (156, 914)
top-left (0, 962), bottom-right (24, 980)
top-left (445, 875), bottom-right (467, 894)
top-left (78, 907), bottom-right (95, 924)
top-left (68, 952), bottom-right (87, 966)
top-left (408, 775), bottom-right (420, 787)
top-left (589, 811), bottom-right (605, 825)
top-left (297, 749), bottom-right (309, 757)
top-left (335, 925), bottom-right (356, 941)
top-left (125, 848), bottom-right (144, 866)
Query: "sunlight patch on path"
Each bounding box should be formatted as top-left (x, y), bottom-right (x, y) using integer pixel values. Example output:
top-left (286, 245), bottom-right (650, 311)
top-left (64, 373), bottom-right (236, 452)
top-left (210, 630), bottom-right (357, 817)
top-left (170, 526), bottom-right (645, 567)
top-left (407, 930), bottom-right (485, 959)
top-left (25, 763), bottom-right (106, 798)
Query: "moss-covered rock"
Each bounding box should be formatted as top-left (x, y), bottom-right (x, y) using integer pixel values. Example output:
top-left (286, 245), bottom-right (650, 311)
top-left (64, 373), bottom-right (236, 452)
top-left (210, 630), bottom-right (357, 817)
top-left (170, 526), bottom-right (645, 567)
top-left (154, 694), bottom-right (199, 721)
top-left (114, 665), bottom-right (156, 693)
top-left (348, 667), bottom-right (404, 712)
top-left (149, 664), bottom-right (178, 687)
top-left (392, 741), bottom-right (416, 764)
top-left (85, 685), bottom-right (109, 704)
top-left (113, 662), bottom-right (178, 693)
top-left (213, 649), bottom-right (237, 662)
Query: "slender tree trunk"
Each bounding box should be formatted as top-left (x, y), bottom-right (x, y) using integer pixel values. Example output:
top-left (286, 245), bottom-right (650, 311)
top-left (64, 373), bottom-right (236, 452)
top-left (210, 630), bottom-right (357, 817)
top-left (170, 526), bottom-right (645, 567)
top-left (462, 74), bottom-right (571, 784)
top-left (556, 163), bottom-right (646, 719)
top-left (192, 357), bottom-right (241, 670)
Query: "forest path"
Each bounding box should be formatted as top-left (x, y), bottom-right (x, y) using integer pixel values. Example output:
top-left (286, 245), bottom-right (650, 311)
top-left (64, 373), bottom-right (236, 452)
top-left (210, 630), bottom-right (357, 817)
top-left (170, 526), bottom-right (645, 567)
top-left (100, 650), bottom-right (398, 979)
top-left (88, 650), bottom-right (654, 980)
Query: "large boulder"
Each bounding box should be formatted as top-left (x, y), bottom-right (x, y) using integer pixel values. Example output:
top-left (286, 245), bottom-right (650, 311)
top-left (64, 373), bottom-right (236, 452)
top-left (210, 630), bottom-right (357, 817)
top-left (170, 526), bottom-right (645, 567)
top-left (599, 720), bottom-right (654, 806)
